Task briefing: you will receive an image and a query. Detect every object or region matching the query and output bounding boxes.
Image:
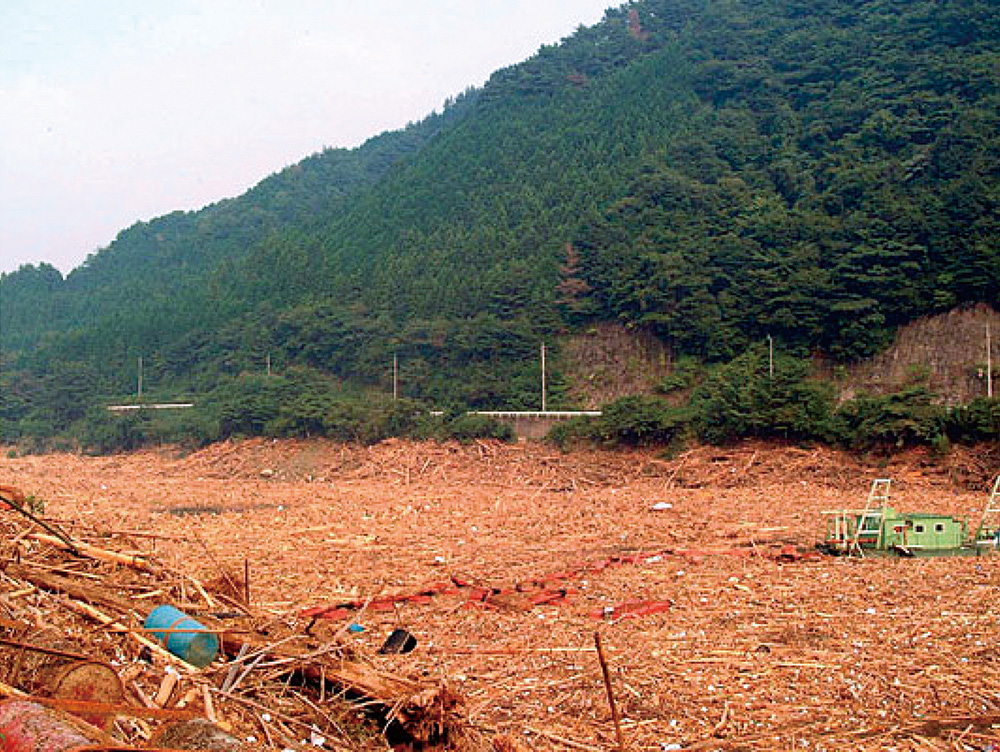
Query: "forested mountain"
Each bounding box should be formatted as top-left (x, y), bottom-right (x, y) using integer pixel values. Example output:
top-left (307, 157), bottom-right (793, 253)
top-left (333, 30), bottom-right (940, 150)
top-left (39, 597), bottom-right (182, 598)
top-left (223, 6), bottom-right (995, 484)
top-left (2, 0), bottom-right (998, 444)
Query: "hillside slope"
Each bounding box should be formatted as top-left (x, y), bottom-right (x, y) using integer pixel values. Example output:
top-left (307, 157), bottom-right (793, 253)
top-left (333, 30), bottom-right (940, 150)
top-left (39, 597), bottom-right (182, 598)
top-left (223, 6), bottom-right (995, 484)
top-left (841, 303), bottom-right (1000, 403)
top-left (0, 102), bottom-right (472, 354)
top-left (1, 0), bottom-right (998, 427)
top-left (561, 305), bottom-right (1000, 409)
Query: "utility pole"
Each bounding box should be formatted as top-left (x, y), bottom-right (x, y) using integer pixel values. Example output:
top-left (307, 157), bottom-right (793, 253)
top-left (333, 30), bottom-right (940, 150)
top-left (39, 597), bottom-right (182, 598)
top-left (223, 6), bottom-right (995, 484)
top-left (541, 343), bottom-right (548, 412)
top-left (767, 334), bottom-right (774, 379)
top-left (266, 352), bottom-right (272, 377)
top-left (988, 323), bottom-right (994, 399)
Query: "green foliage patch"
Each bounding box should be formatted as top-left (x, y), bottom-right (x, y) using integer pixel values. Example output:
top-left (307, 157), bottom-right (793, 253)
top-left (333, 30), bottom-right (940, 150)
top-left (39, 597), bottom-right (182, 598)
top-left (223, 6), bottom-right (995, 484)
top-left (552, 357), bottom-right (997, 452)
top-left (1, 0), bottom-right (998, 452)
top-left (691, 348), bottom-right (836, 444)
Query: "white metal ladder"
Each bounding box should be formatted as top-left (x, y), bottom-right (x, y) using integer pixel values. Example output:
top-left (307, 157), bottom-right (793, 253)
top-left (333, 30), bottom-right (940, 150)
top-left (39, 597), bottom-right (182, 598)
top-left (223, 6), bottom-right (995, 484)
top-left (850, 478), bottom-right (891, 555)
top-left (974, 474), bottom-right (1000, 547)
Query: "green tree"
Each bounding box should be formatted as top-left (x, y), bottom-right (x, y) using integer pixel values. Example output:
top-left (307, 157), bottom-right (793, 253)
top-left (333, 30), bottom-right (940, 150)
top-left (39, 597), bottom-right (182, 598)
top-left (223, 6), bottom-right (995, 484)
top-left (691, 348), bottom-right (835, 444)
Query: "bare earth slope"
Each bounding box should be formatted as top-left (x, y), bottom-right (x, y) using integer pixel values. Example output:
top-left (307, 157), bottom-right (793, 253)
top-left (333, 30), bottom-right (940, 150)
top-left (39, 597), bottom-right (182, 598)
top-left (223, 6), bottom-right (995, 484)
top-left (2, 438), bottom-right (998, 751)
top-left (561, 305), bottom-right (1000, 408)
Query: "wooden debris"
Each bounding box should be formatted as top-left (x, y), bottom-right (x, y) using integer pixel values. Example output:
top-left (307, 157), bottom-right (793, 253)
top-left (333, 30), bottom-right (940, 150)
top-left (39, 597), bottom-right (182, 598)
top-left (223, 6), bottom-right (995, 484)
top-left (0, 629), bottom-right (124, 730)
top-left (593, 631), bottom-right (625, 752)
top-left (4, 563), bottom-right (136, 612)
top-left (2, 437), bottom-right (998, 751)
top-left (27, 532), bottom-right (163, 576)
top-left (0, 458), bottom-right (481, 750)
top-left (148, 718), bottom-right (248, 751)
top-left (153, 670), bottom-right (179, 709)
top-left (220, 633), bottom-right (468, 746)
top-left (37, 662), bottom-right (124, 729)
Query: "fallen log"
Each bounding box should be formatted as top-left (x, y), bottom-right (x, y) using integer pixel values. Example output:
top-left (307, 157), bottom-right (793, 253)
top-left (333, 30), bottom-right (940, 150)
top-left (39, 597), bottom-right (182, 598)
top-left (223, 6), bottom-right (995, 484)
top-left (300, 659), bottom-right (465, 747)
top-left (39, 663), bottom-right (124, 729)
top-left (4, 564), bottom-right (137, 613)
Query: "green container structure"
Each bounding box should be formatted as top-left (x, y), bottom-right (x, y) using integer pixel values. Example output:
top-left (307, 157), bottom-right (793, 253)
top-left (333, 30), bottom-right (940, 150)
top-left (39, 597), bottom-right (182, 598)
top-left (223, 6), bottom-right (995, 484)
top-left (821, 476), bottom-right (1000, 557)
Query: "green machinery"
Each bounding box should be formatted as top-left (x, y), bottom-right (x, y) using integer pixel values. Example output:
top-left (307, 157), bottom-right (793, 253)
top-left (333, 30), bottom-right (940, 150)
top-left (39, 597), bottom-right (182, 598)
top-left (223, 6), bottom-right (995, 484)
top-left (821, 475), bottom-right (1000, 557)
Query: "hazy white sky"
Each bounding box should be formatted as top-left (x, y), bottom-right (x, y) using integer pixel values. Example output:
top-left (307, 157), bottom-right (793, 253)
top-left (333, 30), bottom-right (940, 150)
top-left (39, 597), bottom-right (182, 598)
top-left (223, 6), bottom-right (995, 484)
top-left (0, 1), bottom-right (615, 276)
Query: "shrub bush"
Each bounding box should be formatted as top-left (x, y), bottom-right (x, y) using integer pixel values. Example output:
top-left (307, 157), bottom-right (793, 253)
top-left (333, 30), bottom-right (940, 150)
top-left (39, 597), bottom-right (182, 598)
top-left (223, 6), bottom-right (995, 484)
top-left (214, 374), bottom-right (286, 438)
top-left (943, 397), bottom-right (999, 444)
top-left (79, 408), bottom-right (152, 454)
top-left (690, 349), bottom-right (834, 444)
top-left (655, 357), bottom-right (704, 394)
top-left (442, 413), bottom-right (515, 443)
top-left (357, 399), bottom-right (439, 444)
top-left (830, 386), bottom-right (948, 451)
top-left (594, 395), bottom-right (692, 447)
top-left (546, 414), bottom-right (601, 449)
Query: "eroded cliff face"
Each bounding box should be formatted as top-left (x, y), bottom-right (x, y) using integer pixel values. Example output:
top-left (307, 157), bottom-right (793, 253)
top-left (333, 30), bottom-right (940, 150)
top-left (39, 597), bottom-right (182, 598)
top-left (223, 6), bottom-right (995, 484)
top-left (561, 304), bottom-right (1000, 407)
top-left (837, 303), bottom-right (999, 404)
top-left (559, 322), bottom-right (674, 409)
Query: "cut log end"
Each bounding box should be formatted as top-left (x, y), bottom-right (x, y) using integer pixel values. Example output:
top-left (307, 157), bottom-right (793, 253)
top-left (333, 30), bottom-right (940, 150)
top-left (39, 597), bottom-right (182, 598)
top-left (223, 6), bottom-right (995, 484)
top-left (149, 718), bottom-right (249, 751)
top-left (43, 660), bottom-right (125, 728)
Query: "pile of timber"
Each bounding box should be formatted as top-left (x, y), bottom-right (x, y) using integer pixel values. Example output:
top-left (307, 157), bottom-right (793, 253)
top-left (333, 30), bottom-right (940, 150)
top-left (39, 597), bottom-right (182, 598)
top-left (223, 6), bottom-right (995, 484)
top-left (0, 484), bottom-right (476, 751)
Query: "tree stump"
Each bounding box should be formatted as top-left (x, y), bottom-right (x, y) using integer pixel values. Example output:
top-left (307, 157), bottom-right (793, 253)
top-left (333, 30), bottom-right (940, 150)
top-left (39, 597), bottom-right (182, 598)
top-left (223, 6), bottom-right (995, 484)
top-left (148, 718), bottom-right (249, 751)
top-left (2, 629), bottom-right (124, 729)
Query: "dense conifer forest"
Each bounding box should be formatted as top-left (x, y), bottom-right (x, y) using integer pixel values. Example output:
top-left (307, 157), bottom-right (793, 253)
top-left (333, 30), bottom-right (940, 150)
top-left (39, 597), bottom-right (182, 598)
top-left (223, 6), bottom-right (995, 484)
top-left (2, 0), bottom-right (998, 450)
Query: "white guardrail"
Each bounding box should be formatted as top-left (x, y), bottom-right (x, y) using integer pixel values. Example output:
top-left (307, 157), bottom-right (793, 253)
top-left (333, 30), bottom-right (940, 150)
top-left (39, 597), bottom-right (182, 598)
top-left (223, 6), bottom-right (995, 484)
top-left (107, 403), bottom-right (195, 411)
top-left (471, 411), bottom-right (603, 418)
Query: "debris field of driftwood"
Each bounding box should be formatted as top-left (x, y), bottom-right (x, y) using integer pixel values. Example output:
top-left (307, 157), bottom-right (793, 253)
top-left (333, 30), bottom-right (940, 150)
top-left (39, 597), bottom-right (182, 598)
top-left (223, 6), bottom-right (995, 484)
top-left (1, 437), bottom-right (998, 752)
top-left (0, 479), bottom-right (472, 752)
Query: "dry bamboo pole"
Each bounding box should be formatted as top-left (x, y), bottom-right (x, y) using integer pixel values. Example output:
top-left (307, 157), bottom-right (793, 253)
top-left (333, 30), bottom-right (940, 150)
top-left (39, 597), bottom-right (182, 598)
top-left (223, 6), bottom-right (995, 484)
top-left (0, 679), bottom-right (28, 698)
top-left (594, 631), bottom-right (626, 752)
top-left (28, 532), bottom-right (162, 575)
